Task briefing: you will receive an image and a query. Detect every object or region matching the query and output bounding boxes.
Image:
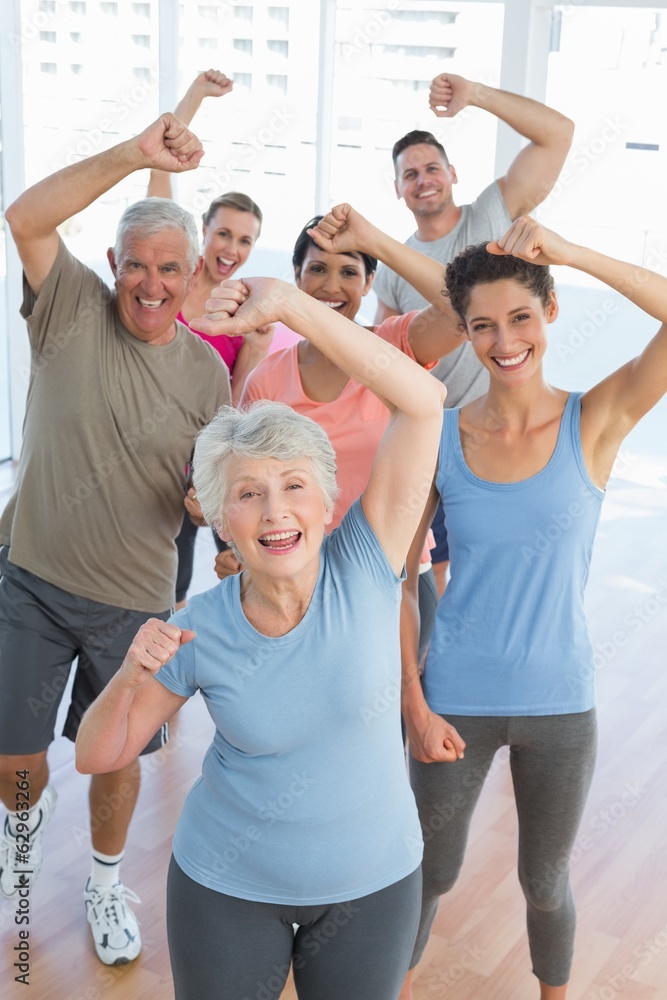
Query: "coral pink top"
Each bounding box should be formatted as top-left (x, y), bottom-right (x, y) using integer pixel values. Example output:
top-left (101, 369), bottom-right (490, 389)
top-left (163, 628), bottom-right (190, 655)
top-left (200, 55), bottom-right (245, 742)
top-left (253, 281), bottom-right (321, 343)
top-left (241, 311), bottom-right (435, 562)
top-left (267, 321), bottom-right (304, 354)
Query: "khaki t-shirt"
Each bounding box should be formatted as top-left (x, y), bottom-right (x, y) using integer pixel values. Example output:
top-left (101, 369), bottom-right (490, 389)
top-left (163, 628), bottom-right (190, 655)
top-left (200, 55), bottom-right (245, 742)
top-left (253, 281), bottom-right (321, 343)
top-left (0, 239), bottom-right (230, 612)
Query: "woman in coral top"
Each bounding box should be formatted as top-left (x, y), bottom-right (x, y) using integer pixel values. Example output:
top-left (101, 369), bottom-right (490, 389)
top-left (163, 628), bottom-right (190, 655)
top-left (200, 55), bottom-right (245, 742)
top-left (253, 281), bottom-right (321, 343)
top-left (238, 208), bottom-right (465, 666)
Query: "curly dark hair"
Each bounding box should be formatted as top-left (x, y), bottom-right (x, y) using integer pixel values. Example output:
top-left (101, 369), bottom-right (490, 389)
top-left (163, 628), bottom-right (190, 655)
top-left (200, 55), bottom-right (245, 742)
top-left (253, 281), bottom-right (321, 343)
top-left (444, 242), bottom-right (555, 323)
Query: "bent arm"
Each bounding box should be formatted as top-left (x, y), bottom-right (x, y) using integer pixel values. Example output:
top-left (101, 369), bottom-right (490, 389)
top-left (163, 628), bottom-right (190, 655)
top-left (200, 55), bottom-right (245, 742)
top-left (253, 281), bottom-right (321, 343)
top-left (492, 217), bottom-right (667, 470)
top-left (6, 114), bottom-right (203, 296)
top-left (430, 74), bottom-right (573, 218)
top-left (406, 305), bottom-right (465, 366)
top-left (400, 483), bottom-right (465, 763)
top-left (7, 141), bottom-right (142, 296)
top-left (76, 673), bottom-right (187, 774)
top-left (572, 246), bottom-right (667, 437)
top-left (75, 619), bottom-right (193, 774)
top-left (230, 326), bottom-right (275, 404)
top-left (147, 69), bottom-right (233, 199)
top-left (193, 277), bottom-right (446, 573)
top-left (477, 83), bottom-right (573, 217)
top-left (310, 205), bottom-right (464, 362)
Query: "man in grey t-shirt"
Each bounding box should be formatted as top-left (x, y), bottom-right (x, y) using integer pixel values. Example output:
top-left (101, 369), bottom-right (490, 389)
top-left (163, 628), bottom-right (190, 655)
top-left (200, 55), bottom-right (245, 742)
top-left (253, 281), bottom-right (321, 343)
top-left (375, 72), bottom-right (574, 590)
top-left (0, 115), bottom-right (229, 966)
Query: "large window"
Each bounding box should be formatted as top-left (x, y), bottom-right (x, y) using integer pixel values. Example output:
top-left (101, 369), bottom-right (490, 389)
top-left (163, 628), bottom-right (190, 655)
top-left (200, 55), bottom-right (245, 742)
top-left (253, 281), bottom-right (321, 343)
top-left (2, 0), bottom-right (667, 461)
top-left (21, 0), bottom-right (160, 270)
top-left (541, 6), bottom-right (667, 276)
top-left (330, 2), bottom-right (505, 238)
top-left (176, 1), bottom-right (320, 253)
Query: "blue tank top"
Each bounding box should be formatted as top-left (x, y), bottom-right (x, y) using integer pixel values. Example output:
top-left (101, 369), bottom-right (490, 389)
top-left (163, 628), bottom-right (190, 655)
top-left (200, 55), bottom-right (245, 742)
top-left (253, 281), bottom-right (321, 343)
top-left (423, 392), bottom-right (605, 716)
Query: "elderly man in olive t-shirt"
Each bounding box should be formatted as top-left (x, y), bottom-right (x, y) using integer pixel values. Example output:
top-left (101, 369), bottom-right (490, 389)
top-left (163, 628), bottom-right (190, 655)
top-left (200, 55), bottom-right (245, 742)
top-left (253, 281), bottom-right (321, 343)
top-left (0, 114), bottom-right (230, 966)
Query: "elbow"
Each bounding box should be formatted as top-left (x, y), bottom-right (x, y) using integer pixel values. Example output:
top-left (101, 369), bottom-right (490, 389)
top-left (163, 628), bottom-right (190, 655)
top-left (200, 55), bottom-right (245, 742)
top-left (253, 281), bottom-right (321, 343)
top-left (5, 197), bottom-right (36, 244)
top-left (4, 200), bottom-right (22, 239)
top-left (557, 114), bottom-right (575, 152)
top-left (75, 735), bottom-right (106, 775)
top-left (75, 752), bottom-right (113, 776)
top-left (415, 378), bottom-right (446, 427)
top-left (75, 754), bottom-right (93, 775)
top-left (75, 738), bottom-right (97, 774)
top-left (427, 378), bottom-right (447, 414)
top-left (412, 376), bottom-right (446, 423)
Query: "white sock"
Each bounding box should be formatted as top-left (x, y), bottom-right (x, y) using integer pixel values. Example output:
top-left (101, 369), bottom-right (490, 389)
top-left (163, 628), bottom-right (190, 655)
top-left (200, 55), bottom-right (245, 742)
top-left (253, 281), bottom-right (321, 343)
top-left (90, 849), bottom-right (124, 889)
top-left (7, 794), bottom-right (46, 837)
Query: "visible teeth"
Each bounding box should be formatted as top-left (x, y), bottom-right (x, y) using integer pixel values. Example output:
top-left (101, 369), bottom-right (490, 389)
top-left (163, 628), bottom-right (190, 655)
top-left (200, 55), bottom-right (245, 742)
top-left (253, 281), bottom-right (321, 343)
top-left (138, 298), bottom-right (163, 308)
top-left (321, 301), bottom-right (345, 309)
top-left (417, 189), bottom-right (438, 197)
top-left (495, 350), bottom-right (529, 368)
top-left (218, 257), bottom-right (235, 266)
top-left (261, 531), bottom-right (298, 541)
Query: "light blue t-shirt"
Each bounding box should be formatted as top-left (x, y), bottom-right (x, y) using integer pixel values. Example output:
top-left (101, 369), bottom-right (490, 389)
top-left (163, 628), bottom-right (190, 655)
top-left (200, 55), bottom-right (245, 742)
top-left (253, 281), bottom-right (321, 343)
top-left (423, 392), bottom-right (605, 716)
top-left (156, 499), bottom-right (423, 904)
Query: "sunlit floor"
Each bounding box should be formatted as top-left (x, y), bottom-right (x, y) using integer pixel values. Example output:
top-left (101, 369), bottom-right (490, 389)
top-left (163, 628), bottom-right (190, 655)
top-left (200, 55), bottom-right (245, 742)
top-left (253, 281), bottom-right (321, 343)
top-left (1, 443), bottom-right (667, 999)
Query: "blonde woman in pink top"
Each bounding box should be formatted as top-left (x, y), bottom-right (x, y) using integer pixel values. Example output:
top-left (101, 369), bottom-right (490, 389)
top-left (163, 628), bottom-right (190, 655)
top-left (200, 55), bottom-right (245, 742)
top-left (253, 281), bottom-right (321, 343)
top-left (148, 70), bottom-right (272, 402)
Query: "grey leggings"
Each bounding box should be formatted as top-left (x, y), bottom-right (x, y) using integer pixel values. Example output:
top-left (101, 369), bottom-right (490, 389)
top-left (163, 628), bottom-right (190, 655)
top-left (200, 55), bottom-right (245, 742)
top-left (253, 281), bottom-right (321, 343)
top-left (167, 858), bottom-right (422, 1000)
top-left (409, 709), bottom-right (597, 986)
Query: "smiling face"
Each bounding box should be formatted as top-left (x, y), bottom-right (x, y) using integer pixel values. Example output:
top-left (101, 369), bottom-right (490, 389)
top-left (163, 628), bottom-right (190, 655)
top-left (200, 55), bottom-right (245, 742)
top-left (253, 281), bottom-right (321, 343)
top-left (463, 279), bottom-right (559, 382)
top-left (295, 245), bottom-right (373, 321)
top-left (202, 206), bottom-right (260, 282)
top-left (219, 456), bottom-right (333, 581)
top-left (394, 143), bottom-right (458, 219)
top-left (108, 229), bottom-right (201, 345)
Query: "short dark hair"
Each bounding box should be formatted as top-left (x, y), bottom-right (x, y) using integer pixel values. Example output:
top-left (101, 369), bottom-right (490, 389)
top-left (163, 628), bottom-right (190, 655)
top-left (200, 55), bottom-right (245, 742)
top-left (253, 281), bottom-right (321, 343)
top-left (202, 192), bottom-right (263, 230)
top-left (292, 216), bottom-right (377, 278)
top-left (392, 130), bottom-right (449, 168)
top-left (445, 242), bottom-right (555, 323)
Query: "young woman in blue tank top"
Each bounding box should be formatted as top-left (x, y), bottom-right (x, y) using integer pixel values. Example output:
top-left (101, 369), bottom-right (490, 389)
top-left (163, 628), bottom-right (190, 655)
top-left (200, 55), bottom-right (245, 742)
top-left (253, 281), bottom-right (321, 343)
top-left (397, 217), bottom-right (667, 1000)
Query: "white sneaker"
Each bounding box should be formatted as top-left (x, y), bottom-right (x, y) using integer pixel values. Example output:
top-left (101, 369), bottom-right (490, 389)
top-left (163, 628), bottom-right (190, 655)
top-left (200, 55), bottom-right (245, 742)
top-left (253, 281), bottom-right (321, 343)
top-left (0, 783), bottom-right (57, 898)
top-left (84, 879), bottom-right (142, 965)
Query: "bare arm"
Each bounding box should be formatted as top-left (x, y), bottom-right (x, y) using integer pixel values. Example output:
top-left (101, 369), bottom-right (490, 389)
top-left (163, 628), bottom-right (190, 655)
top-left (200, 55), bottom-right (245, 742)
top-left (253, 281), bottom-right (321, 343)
top-left (147, 69), bottom-right (233, 199)
top-left (229, 325), bottom-right (275, 404)
top-left (5, 114), bottom-right (204, 296)
top-left (75, 619), bottom-right (192, 774)
top-left (191, 278), bottom-right (446, 574)
top-left (310, 204), bottom-right (464, 363)
top-left (429, 73), bottom-right (574, 218)
top-left (400, 482), bottom-right (465, 763)
top-left (490, 217), bottom-right (667, 482)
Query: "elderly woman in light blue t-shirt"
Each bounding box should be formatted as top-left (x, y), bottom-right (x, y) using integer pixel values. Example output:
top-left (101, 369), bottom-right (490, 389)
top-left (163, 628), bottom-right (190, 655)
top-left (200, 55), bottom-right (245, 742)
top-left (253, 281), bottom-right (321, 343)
top-left (75, 272), bottom-right (446, 1000)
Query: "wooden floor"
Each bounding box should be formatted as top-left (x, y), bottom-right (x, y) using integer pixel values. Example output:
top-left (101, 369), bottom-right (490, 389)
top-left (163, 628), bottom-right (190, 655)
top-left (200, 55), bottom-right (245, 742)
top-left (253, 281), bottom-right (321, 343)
top-left (1, 456), bottom-right (667, 1000)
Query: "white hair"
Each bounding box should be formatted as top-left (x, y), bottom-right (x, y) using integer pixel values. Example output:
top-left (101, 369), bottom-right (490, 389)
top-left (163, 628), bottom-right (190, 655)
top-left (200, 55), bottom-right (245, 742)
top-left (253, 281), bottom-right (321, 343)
top-left (114, 198), bottom-right (200, 269)
top-left (192, 401), bottom-right (340, 557)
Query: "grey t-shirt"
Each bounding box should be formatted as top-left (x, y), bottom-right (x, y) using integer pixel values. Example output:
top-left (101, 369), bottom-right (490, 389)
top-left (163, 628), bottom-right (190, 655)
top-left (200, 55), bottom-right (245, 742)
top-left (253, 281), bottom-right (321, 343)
top-left (0, 238), bottom-right (230, 612)
top-left (374, 181), bottom-right (512, 407)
